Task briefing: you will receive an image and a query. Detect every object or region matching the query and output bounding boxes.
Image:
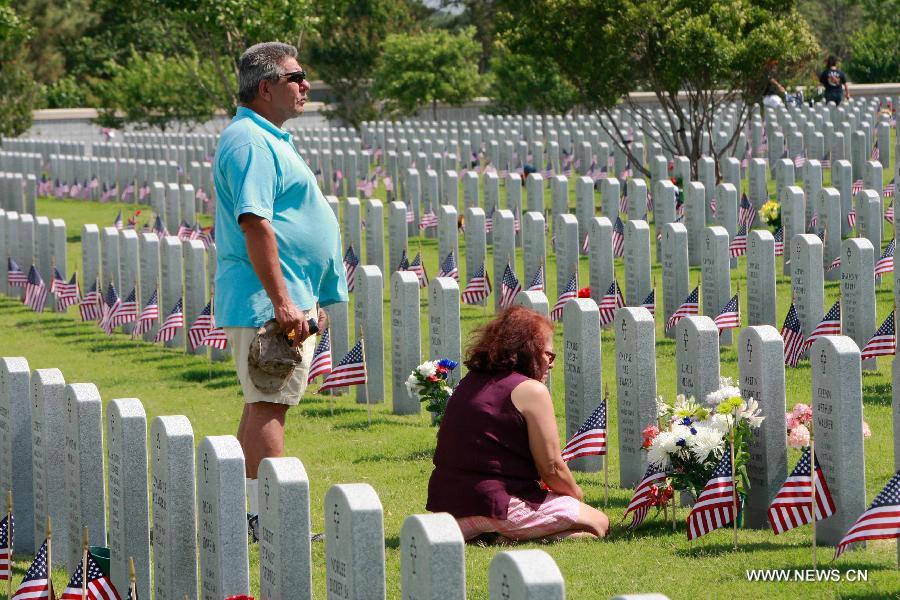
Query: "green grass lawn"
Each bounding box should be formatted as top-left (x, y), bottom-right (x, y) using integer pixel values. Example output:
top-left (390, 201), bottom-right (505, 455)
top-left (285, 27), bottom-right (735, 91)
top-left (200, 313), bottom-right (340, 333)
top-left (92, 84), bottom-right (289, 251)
top-left (2, 161), bottom-right (900, 599)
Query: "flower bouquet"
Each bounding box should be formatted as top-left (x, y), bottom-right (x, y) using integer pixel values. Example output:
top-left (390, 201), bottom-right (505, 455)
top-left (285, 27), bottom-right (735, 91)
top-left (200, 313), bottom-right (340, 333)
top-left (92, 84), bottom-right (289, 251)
top-left (643, 378), bottom-right (764, 504)
top-left (406, 359), bottom-right (459, 425)
top-left (759, 199), bottom-right (781, 231)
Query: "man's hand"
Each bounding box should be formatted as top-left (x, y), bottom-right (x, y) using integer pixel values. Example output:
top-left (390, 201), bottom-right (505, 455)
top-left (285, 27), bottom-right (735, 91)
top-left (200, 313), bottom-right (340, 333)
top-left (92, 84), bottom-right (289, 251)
top-left (275, 302), bottom-right (310, 345)
top-left (317, 307), bottom-right (328, 332)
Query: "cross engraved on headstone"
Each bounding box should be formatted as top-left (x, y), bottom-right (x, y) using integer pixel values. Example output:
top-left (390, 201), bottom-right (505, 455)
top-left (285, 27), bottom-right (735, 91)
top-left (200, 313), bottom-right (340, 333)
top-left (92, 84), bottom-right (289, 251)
top-left (746, 339), bottom-right (753, 363)
top-left (501, 574), bottom-right (510, 600)
top-left (409, 535), bottom-right (417, 575)
top-left (203, 453), bottom-right (209, 483)
top-left (683, 328), bottom-right (689, 350)
top-left (67, 397), bottom-right (73, 423)
top-left (264, 478), bottom-right (270, 511)
top-left (333, 504), bottom-right (340, 540)
top-left (847, 246), bottom-right (852, 258)
top-left (621, 318), bottom-right (627, 338)
top-left (820, 348), bottom-right (827, 371)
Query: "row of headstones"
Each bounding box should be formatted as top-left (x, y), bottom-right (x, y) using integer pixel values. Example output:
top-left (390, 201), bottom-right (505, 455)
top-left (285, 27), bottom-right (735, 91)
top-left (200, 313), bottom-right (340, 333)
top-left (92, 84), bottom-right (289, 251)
top-left (0, 209), bottom-right (67, 307)
top-left (92, 142), bottom-right (208, 166)
top-left (0, 171), bottom-right (36, 215)
top-left (0, 202), bottom-right (222, 358)
top-left (0, 138), bottom-right (86, 161)
top-left (0, 362), bottom-right (675, 600)
top-left (121, 131), bottom-right (217, 157)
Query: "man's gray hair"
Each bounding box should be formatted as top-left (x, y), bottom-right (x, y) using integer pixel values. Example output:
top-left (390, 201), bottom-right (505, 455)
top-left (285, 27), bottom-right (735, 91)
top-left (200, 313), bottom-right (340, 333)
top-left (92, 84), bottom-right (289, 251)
top-left (238, 42), bottom-right (298, 103)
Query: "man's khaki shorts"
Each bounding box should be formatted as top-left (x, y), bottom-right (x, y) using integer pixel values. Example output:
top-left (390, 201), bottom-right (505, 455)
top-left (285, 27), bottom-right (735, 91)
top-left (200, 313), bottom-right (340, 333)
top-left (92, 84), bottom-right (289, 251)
top-left (226, 325), bottom-right (318, 406)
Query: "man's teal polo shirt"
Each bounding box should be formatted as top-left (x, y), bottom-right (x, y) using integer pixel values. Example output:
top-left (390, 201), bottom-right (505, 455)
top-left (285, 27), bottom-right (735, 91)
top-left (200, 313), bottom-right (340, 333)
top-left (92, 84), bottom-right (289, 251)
top-left (213, 106), bottom-right (348, 327)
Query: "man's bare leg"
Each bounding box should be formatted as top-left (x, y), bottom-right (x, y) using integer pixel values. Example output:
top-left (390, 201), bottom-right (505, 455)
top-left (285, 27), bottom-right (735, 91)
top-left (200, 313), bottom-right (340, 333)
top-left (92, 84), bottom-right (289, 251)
top-left (238, 400), bottom-right (289, 478)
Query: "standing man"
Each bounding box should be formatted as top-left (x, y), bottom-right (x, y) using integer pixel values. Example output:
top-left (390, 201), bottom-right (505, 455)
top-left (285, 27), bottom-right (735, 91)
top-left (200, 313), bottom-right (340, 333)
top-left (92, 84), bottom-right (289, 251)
top-left (214, 42), bottom-right (348, 539)
top-left (819, 56), bottom-right (850, 105)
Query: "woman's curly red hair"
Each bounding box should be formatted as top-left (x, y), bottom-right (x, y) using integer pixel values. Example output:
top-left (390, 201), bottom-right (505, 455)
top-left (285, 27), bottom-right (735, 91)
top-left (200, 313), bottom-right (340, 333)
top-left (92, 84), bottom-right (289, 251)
top-left (464, 305), bottom-right (553, 379)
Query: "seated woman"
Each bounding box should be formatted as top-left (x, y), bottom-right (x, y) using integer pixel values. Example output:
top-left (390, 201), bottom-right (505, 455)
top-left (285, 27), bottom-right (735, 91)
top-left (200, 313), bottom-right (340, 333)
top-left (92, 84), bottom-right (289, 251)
top-left (426, 305), bottom-right (609, 542)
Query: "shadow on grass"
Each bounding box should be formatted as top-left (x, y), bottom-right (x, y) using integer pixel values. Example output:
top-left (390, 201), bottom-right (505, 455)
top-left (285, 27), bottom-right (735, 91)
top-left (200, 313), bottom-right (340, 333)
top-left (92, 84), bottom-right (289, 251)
top-left (179, 367), bottom-right (235, 384)
top-left (673, 540), bottom-right (787, 556)
top-left (384, 535), bottom-right (401, 550)
top-left (863, 381), bottom-right (892, 406)
top-left (607, 518), bottom-right (685, 541)
top-left (353, 448), bottom-right (434, 464)
top-left (297, 406), bottom-right (359, 418)
top-left (333, 417), bottom-right (416, 431)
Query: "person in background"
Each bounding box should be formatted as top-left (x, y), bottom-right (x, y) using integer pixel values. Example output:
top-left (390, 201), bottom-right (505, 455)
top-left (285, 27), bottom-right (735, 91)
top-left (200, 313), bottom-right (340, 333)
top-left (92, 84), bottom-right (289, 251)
top-left (426, 305), bottom-right (610, 543)
top-left (819, 55), bottom-right (850, 105)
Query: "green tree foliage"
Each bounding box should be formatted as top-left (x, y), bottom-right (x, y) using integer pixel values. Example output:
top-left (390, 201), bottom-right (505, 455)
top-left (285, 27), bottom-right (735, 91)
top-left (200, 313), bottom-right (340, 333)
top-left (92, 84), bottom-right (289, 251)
top-left (95, 51), bottom-right (220, 131)
top-left (19, 0), bottom-right (98, 86)
top-left (0, 1), bottom-right (37, 136)
top-left (439, 1), bottom-right (498, 73)
top-left (798, 0), bottom-right (862, 64)
top-left (374, 27), bottom-right (482, 120)
top-left (486, 42), bottom-right (577, 115)
top-left (844, 0), bottom-right (900, 83)
top-left (306, 0), bottom-right (414, 128)
top-left (499, 0), bottom-right (819, 175)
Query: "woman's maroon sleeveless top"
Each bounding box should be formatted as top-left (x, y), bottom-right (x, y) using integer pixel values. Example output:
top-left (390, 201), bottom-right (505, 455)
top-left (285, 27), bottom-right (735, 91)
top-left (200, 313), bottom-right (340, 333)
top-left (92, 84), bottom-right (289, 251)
top-left (426, 370), bottom-right (548, 519)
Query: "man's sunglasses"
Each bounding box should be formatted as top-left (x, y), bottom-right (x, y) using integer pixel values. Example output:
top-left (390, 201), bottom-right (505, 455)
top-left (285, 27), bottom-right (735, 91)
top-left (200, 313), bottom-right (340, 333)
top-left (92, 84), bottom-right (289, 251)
top-left (280, 70), bottom-right (306, 84)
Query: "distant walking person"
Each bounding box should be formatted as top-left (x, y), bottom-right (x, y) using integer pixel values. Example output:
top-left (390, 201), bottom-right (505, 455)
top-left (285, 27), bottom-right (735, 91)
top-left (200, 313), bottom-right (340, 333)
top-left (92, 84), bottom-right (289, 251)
top-left (213, 42), bottom-right (348, 540)
top-left (819, 56), bottom-right (849, 105)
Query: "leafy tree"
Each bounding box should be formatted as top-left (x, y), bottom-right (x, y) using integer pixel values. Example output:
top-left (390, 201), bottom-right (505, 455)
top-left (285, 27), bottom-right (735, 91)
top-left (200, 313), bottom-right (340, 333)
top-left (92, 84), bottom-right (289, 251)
top-left (41, 76), bottom-right (88, 109)
top-left (306, 0), bottom-right (414, 128)
top-left (18, 0), bottom-right (98, 86)
top-left (798, 0), bottom-right (862, 64)
top-left (0, 1), bottom-right (37, 136)
top-left (95, 51), bottom-right (220, 131)
top-left (439, 0), bottom-right (498, 73)
top-left (486, 42), bottom-right (577, 115)
top-left (844, 0), bottom-right (900, 83)
top-left (499, 0), bottom-right (819, 177)
top-left (374, 27), bottom-right (482, 120)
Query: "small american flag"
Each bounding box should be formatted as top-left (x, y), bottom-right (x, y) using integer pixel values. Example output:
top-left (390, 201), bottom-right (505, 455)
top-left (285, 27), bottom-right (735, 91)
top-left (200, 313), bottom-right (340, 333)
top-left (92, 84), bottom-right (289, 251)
top-left (860, 311), bottom-right (895, 360)
top-left (599, 280), bottom-right (625, 327)
top-left (581, 233), bottom-right (590, 253)
top-left (884, 179), bottom-right (896, 198)
top-left (781, 303), bottom-right (805, 367)
top-left (0, 514), bottom-right (11, 581)
top-left (343, 245), bottom-right (359, 293)
top-left (319, 339), bottom-right (367, 391)
top-left (612, 216), bottom-right (625, 258)
top-left (132, 288), bottom-right (159, 338)
top-left (7, 257), bottom-right (27, 287)
top-left (499, 263), bottom-right (522, 309)
top-left (852, 179), bottom-right (864, 194)
top-left (405, 209), bottom-right (414, 224)
top-left (53, 269), bottom-right (80, 311)
top-left (767, 447), bottom-right (836, 535)
top-left (820, 151), bottom-right (831, 169)
top-left (383, 176), bottom-right (394, 193)
top-left (80, 280), bottom-right (102, 321)
top-left (200, 325), bottom-right (228, 350)
top-left (646, 190), bottom-right (654, 214)
top-left (110, 287), bottom-right (138, 329)
top-left (100, 281), bottom-right (122, 335)
top-left (728, 224), bottom-right (748, 257)
top-left (461, 264), bottom-right (492, 304)
top-left (834, 470), bottom-right (900, 560)
top-left (641, 289), bottom-right (655, 316)
top-left (307, 328), bottom-right (332, 383)
top-left (484, 207), bottom-right (494, 234)
top-left (847, 207), bottom-right (857, 229)
top-left (188, 302), bottom-right (214, 351)
top-left (870, 142), bottom-right (880, 161)
top-left (527, 264), bottom-right (544, 292)
top-left (155, 298), bottom-right (184, 343)
top-left (397, 248), bottom-right (410, 272)
top-left (665, 286), bottom-right (699, 331)
top-left (437, 251), bottom-right (458, 281)
top-left (624, 465), bottom-right (668, 529)
top-left (176, 221), bottom-right (192, 241)
top-left (60, 549), bottom-right (122, 600)
top-left (418, 211), bottom-right (438, 230)
top-left (773, 227), bottom-right (784, 256)
top-left (739, 193), bottom-right (755, 228)
top-left (875, 239), bottom-right (895, 277)
top-left (409, 252), bottom-right (429, 288)
top-left (24, 266), bottom-right (48, 313)
top-left (713, 294), bottom-right (740, 333)
top-left (550, 273), bottom-right (577, 321)
top-left (686, 453), bottom-right (735, 541)
top-left (618, 195), bottom-right (629, 215)
top-left (12, 540), bottom-right (51, 600)
top-left (885, 201), bottom-right (895, 224)
top-left (561, 400), bottom-right (607, 461)
top-left (113, 210), bottom-right (123, 230)
top-left (804, 300), bottom-right (841, 350)
top-left (151, 216), bottom-right (168, 238)
top-left (793, 150), bottom-right (807, 168)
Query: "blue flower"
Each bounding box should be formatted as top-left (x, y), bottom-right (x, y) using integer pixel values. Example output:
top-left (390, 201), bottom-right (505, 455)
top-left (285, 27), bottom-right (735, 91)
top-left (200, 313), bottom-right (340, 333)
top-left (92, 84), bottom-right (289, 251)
top-left (675, 438), bottom-right (686, 447)
top-left (689, 427), bottom-right (697, 435)
top-left (437, 358), bottom-right (459, 370)
top-left (680, 417), bottom-right (693, 426)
